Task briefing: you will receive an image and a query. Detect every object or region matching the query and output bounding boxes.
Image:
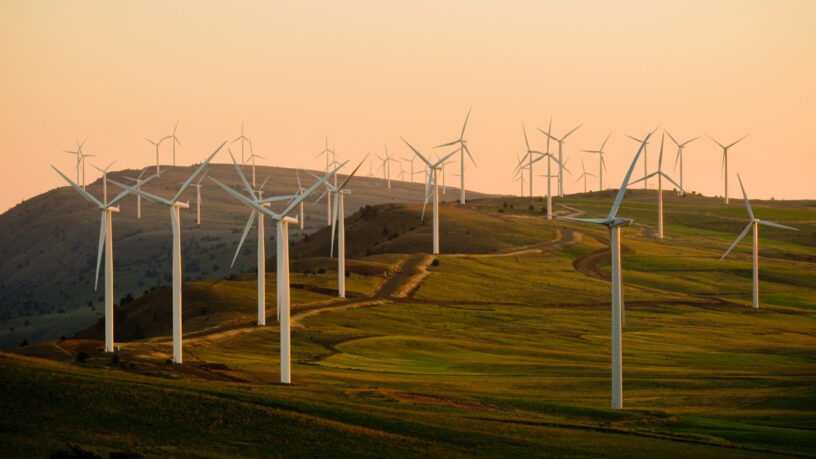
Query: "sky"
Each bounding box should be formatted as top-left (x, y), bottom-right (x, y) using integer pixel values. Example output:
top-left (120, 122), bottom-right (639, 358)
top-left (1, 0), bottom-right (814, 213)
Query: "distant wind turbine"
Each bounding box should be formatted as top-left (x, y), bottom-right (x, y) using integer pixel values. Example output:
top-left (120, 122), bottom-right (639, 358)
top-left (63, 138), bottom-right (86, 186)
top-left (631, 133), bottom-right (685, 239)
top-left (720, 174), bottom-right (797, 309)
top-left (434, 108), bottom-right (475, 205)
top-left (146, 135), bottom-right (169, 177)
top-left (377, 144), bottom-right (398, 190)
top-left (232, 122), bottom-right (253, 166)
top-left (625, 133), bottom-right (652, 190)
top-left (315, 137), bottom-right (335, 224)
top-left (664, 130), bottom-right (698, 197)
top-left (190, 170), bottom-right (208, 225)
top-left (582, 132), bottom-right (612, 191)
top-left (212, 161), bottom-right (344, 384)
top-left (245, 152), bottom-right (265, 187)
top-left (574, 158), bottom-right (596, 193)
top-left (91, 160), bottom-right (117, 204)
top-left (402, 138), bottom-right (457, 255)
top-left (559, 128), bottom-right (656, 410)
top-left (542, 121), bottom-right (582, 197)
top-left (123, 168), bottom-right (148, 218)
top-left (531, 121), bottom-right (569, 221)
top-left (707, 134), bottom-right (748, 205)
top-left (327, 157), bottom-right (366, 298)
top-left (169, 121), bottom-right (182, 167)
top-left (51, 165), bottom-right (156, 353)
top-left (109, 142), bottom-right (225, 363)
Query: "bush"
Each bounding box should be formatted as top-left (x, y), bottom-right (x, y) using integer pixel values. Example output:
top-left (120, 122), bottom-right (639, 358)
top-left (19, 338), bottom-right (28, 347)
top-left (111, 353), bottom-right (120, 365)
top-left (431, 259), bottom-right (440, 267)
top-left (76, 351), bottom-right (88, 363)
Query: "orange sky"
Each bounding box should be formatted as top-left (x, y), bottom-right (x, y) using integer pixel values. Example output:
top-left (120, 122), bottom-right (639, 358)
top-left (1, 0), bottom-right (814, 213)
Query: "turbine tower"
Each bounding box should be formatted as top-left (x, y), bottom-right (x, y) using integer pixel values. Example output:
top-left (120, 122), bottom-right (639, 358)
top-left (631, 133), bottom-right (685, 239)
top-left (582, 132), bottom-right (612, 191)
top-left (542, 121), bottom-right (582, 197)
top-left (190, 171), bottom-right (208, 225)
top-left (402, 138), bottom-right (457, 255)
top-left (720, 174), bottom-right (797, 308)
top-left (295, 170), bottom-right (306, 229)
top-left (664, 130), bottom-right (698, 197)
top-left (377, 144), bottom-right (398, 190)
top-left (212, 163), bottom-right (344, 384)
top-left (51, 165), bottom-right (156, 353)
top-left (63, 138), bottom-right (86, 186)
top-left (434, 108), bottom-right (476, 206)
top-left (517, 125), bottom-right (543, 199)
top-left (529, 122), bottom-right (568, 221)
top-left (707, 134), bottom-right (748, 205)
top-left (328, 158), bottom-right (366, 298)
top-left (559, 128), bottom-right (656, 410)
top-left (109, 142), bottom-right (224, 363)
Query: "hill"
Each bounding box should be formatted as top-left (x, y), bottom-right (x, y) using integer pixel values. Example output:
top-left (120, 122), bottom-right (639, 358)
top-left (3, 193), bottom-right (815, 457)
top-left (0, 163), bottom-right (490, 349)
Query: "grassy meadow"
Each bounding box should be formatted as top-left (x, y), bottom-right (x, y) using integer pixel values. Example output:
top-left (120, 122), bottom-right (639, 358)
top-left (2, 192), bottom-right (815, 457)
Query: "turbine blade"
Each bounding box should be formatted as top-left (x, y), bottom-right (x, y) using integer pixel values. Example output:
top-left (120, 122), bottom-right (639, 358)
top-left (561, 123), bottom-right (583, 141)
top-left (51, 165), bottom-right (104, 207)
top-left (94, 213), bottom-right (105, 291)
top-left (720, 222), bottom-right (753, 260)
top-left (463, 143), bottom-right (476, 166)
top-left (660, 172), bottom-right (684, 192)
top-left (210, 177), bottom-right (282, 220)
top-left (609, 130), bottom-right (654, 220)
top-left (707, 135), bottom-right (726, 149)
top-left (665, 130), bottom-right (679, 147)
top-left (330, 195), bottom-right (339, 257)
top-left (338, 155), bottom-right (368, 191)
top-left (600, 131), bottom-right (612, 151)
top-left (401, 137), bottom-right (432, 167)
top-left (231, 211), bottom-right (257, 268)
top-left (228, 148), bottom-right (256, 198)
top-left (522, 125), bottom-right (531, 151)
top-left (726, 134), bottom-right (749, 149)
top-left (108, 173), bottom-right (158, 207)
top-left (107, 178), bottom-right (172, 206)
top-left (758, 220), bottom-right (798, 231)
top-left (558, 216), bottom-right (610, 225)
top-left (681, 136), bottom-right (700, 146)
top-left (282, 161), bottom-right (348, 217)
top-left (434, 140), bottom-right (459, 148)
top-left (737, 174), bottom-right (753, 220)
top-left (173, 141), bottom-right (226, 202)
top-left (460, 107), bottom-right (471, 139)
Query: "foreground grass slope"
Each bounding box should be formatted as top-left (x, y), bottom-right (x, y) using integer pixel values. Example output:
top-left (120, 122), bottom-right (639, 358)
top-left (2, 192), bottom-right (815, 457)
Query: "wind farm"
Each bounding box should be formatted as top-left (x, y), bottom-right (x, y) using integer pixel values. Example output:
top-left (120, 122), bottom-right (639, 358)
top-left (1, 2), bottom-right (814, 458)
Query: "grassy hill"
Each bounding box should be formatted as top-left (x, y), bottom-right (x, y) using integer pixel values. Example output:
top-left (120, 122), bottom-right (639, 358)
top-left (0, 164), bottom-right (489, 349)
top-left (2, 192), bottom-right (815, 457)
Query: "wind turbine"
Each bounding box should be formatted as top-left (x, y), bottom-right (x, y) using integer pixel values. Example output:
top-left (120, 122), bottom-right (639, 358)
top-left (378, 144), bottom-right (398, 189)
top-left (190, 171), bottom-right (208, 225)
top-left (707, 134), bottom-right (748, 205)
top-left (245, 152), bottom-right (265, 187)
top-left (169, 120), bottom-right (182, 167)
top-left (542, 121), bottom-right (582, 197)
top-left (327, 157), bottom-right (366, 298)
top-left (63, 138), bottom-right (86, 186)
top-left (630, 133), bottom-right (685, 239)
top-left (516, 125), bottom-right (543, 199)
top-left (91, 160), bottom-right (117, 204)
top-left (295, 170), bottom-right (306, 229)
top-left (123, 168), bottom-right (148, 218)
top-left (51, 165), bottom-right (156, 353)
top-left (316, 137), bottom-right (335, 224)
top-left (513, 152), bottom-right (528, 197)
top-left (212, 162), bottom-right (345, 384)
top-left (664, 130), bottom-right (698, 197)
top-left (232, 122), bottom-right (253, 166)
top-left (403, 156), bottom-right (417, 183)
top-left (146, 135), bottom-right (169, 177)
top-left (582, 132), bottom-right (612, 191)
top-left (720, 174), bottom-right (797, 309)
top-left (575, 158), bottom-right (596, 193)
top-left (559, 129), bottom-right (655, 410)
top-left (530, 121), bottom-right (569, 221)
top-left (109, 142), bottom-right (225, 363)
top-left (402, 138), bottom-right (457, 255)
top-left (625, 133), bottom-right (651, 190)
top-left (434, 108), bottom-right (476, 205)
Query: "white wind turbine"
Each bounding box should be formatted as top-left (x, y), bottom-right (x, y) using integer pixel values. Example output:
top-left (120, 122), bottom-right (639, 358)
top-left (63, 138), bottom-right (86, 186)
top-left (625, 133), bottom-right (652, 190)
top-left (664, 130), bottom-right (698, 197)
top-left (630, 133), bottom-right (685, 240)
top-left (190, 171), bottom-right (208, 225)
top-left (582, 132), bottom-right (612, 191)
top-left (377, 144), bottom-right (398, 189)
top-left (169, 120), bottom-right (182, 167)
top-left (513, 152), bottom-right (528, 197)
top-left (542, 121), bottom-right (582, 197)
top-left (233, 122), bottom-right (253, 166)
top-left (720, 174), bottom-right (797, 309)
top-left (212, 161), bottom-right (345, 384)
top-left (326, 157), bottom-right (366, 298)
top-left (403, 156), bottom-right (417, 183)
top-left (295, 170), bottom-right (306, 229)
top-left (402, 138), bottom-right (457, 255)
top-left (245, 152), bottom-right (265, 188)
top-left (51, 165), bottom-right (156, 353)
top-left (123, 169), bottom-right (149, 218)
top-left (575, 158), bottom-right (596, 193)
top-left (109, 142), bottom-right (225, 364)
top-left (516, 125), bottom-right (543, 199)
top-left (528, 121), bottom-right (568, 221)
top-left (434, 108), bottom-right (476, 205)
top-left (707, 134), bottom-right (748, 205)
top-left (146, 135), bottom-right (169, 177)
top-left (316, 137), bottom-right (335, 224)
top-left (559, 129), bottom-right (655, 410)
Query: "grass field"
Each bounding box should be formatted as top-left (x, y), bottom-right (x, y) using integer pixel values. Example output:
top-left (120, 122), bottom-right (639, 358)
top-left (2, 192), bottom-right (815, 457)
